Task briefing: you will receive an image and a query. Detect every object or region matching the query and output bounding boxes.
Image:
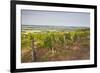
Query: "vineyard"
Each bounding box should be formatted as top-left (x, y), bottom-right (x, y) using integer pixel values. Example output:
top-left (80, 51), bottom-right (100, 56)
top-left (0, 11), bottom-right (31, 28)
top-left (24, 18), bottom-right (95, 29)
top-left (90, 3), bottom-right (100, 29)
top-left (21, 28), bottom-right (90, 63)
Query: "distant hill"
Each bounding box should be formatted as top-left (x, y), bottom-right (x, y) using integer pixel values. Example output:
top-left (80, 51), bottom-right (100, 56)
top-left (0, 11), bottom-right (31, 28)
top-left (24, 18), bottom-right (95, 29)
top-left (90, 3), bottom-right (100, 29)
top-left (21, 25), bottom-right (89, 32)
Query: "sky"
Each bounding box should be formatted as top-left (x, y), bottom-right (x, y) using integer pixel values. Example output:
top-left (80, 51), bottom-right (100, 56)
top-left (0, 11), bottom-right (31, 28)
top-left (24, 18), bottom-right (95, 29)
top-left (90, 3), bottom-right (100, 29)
top-left (21, 10), bottom-right (90, 27)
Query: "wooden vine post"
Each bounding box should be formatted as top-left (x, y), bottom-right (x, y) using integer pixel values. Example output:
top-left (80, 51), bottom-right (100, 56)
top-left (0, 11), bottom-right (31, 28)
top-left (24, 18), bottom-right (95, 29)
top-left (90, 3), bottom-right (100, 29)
top-left (31, 38), bottom-right (37, 62)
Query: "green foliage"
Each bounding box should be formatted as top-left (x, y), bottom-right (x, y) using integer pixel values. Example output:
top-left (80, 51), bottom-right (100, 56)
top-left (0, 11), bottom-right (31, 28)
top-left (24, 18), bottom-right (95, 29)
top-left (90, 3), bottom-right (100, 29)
top-left (21, 29), bottom-right (90, 50)
top-left (21, 32), bottom-right (31, 49)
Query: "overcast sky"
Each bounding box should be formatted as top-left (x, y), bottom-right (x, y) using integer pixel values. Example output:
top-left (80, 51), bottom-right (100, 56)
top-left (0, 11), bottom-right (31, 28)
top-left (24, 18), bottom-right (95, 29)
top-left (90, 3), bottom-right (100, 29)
top-left (21, 10), bottom-right (90, 27)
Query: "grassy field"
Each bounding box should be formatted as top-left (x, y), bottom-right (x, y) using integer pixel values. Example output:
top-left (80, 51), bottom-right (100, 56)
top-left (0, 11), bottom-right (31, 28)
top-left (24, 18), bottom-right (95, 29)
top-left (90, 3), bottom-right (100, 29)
top-left (21, 27), bottom-right (90, 63)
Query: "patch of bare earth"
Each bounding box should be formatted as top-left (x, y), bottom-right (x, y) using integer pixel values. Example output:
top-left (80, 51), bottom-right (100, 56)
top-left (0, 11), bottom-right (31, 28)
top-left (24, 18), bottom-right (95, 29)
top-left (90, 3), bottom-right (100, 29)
top-left (21, 42), bottom-right (90, 63)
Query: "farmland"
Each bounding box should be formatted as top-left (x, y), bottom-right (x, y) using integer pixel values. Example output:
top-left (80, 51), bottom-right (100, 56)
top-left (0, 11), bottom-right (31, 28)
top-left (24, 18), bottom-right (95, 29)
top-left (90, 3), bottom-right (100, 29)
top-left (21, 25), bottom-right (90, 63)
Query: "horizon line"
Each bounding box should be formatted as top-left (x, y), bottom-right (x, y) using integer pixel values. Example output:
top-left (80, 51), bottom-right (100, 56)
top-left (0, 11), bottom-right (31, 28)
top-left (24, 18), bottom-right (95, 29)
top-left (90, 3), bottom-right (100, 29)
top-left (22, 24), bottom-right (90, 27)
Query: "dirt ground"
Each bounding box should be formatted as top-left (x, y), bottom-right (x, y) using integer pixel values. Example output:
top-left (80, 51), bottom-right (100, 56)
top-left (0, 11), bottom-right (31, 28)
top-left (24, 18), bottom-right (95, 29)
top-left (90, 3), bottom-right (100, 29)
top-left (21, 43), bottom-right (90, 63)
